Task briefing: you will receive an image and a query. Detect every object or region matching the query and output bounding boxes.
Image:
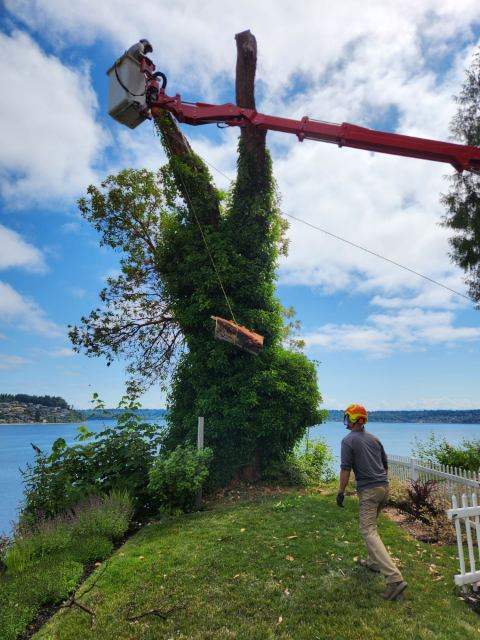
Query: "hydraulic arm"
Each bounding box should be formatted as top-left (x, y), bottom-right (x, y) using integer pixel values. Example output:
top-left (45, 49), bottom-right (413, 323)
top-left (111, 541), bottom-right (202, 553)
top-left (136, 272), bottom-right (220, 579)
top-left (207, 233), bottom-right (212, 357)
top-left (150, 95), bottom-right (479, 173)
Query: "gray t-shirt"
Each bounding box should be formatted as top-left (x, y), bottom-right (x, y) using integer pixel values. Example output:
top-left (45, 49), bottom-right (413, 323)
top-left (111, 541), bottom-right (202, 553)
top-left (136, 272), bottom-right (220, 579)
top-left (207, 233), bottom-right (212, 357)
top-left (340, 430), bottom-right (388, 491)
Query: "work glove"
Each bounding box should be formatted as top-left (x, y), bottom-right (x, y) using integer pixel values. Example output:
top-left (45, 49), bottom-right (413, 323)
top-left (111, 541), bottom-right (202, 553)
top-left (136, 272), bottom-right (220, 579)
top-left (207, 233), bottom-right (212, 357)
top-left (336, 492), bottom-right (345, 508)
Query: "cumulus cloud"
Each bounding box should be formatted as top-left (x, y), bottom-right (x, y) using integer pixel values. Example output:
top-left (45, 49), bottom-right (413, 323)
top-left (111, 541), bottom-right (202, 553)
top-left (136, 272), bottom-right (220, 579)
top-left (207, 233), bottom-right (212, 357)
top-left (5, 1), bottom-right (480, 94)
top-left (0, 224), bottom-right (45, 272)
top-left (0, 30), bottom-right (108, 206)
top-left (303, 308), bottom-right (480, 357)
top-left (0, 280), bottom-right (61, 336)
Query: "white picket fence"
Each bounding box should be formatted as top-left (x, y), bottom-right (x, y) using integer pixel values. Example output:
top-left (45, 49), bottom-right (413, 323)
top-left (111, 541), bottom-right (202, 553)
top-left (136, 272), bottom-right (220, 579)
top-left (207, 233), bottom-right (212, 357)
top-left (388, 454), bottom-right (480, 590)
top-left (447, 494), bottom-right (480, 589)
top-left (387, 454), bottom-right (480, 499)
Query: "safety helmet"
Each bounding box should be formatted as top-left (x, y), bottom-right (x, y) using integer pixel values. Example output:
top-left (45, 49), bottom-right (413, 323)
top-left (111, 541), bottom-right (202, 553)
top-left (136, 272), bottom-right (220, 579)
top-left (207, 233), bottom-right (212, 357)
top-left (140, 39), bottom-right (153, 54)
top-left (343, 404), bottom-right (368, 425)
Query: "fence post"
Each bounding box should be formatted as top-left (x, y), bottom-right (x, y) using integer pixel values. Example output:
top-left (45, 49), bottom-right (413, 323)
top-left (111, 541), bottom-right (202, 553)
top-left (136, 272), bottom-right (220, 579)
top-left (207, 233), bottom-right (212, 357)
top-left (195, 416), bottom-right (205, 510)
top-left (410, 457), bottom-right (418, 482)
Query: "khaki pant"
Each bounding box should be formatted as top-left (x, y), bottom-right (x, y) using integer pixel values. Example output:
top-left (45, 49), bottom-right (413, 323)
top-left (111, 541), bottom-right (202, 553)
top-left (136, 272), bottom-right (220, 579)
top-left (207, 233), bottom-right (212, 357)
top-left (358, 485), bottom-right (403, 584)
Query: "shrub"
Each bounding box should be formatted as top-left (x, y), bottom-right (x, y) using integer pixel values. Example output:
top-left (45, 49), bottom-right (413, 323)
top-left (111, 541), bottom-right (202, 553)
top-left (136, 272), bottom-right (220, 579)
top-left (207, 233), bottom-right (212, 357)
top-left (0, 576), bottom-right (38, 640)
top-left (295, 440), bottom-right (334, 485)
top-left (406, 479), bottom-right (439, 521)
top-left (414, 433), bottom-right (480, 472)
top-left (69, 535), bottom-right (114, 564)
top-left (22, 558), bottom-right (83, 605)
top-left (28, 521), bottom-right (72, 559)
top-left (264, 439), bottom-right (334, 487)
top-left (5, 491), bottom-right (132, 578)
top-left (391, 478), bottom-right (455, 544)
top-left (70, 491), bottom-right (133, 541)
top-left (21, 395), bottom-right (165, 522)
top-left (3, 537), bottom-right (35, 573)
top-left (387, 477), bottom-right (409, 509)
top-left (148, 444), bottom-right (213, 512)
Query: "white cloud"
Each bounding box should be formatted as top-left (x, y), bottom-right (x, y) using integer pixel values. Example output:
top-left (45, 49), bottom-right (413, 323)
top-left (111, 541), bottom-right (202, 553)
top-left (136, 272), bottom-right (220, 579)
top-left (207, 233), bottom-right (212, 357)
top-left (50, 347), bottom-right (75, 357)
top-left (304, 307), bottom-right (480, 357)
top-left (0, 354), bottom-right (30, 370)
top-left (5, 1), bottom-right (480, 95)
top-left (0, 30), bottom-right (108, 206)
top-left (0, 280), bottom-right (61, 336)
top-left (0, 224), bottom-right (45, 272)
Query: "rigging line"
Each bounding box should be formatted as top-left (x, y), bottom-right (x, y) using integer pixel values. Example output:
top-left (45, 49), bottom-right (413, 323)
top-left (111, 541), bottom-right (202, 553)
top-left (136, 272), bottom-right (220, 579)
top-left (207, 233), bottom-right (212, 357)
top-left (282, 212), bottom-right (473, 303)
top-left (198, 155), bottom-right (474, 305)
top-left (156, 122), bottom-right (238, 324)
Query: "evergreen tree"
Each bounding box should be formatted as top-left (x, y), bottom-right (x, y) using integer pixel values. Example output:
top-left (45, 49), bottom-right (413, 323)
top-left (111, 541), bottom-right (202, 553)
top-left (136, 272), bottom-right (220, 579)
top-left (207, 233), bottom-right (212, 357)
top-left (442, 51), bottom-right (480, 304)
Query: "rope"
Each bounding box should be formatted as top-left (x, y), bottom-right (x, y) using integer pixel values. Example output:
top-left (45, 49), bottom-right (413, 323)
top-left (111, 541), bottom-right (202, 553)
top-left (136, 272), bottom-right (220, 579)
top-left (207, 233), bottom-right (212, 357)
top-left (156, 122), bottom-right (238, 324)
top-left (197, 156), bottom-right (474, 305)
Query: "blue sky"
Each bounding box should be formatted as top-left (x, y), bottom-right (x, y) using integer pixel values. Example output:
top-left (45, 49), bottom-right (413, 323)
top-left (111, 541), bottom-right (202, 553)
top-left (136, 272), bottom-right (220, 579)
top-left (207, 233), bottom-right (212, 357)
top-left (0, 1), bottom-right (480, 410)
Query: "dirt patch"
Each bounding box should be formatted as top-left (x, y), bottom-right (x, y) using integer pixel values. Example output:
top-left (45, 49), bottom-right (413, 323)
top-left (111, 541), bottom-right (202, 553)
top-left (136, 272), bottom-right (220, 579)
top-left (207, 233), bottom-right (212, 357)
top-left (383, 506), bottom-right (440, 544)
top-left (204, 482), bottom-right (309, 508)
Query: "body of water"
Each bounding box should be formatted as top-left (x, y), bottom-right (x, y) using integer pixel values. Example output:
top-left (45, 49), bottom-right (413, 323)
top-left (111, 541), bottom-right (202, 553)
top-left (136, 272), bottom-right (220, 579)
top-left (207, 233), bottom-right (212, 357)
top-left (1, 419), bottom-right (479, 535)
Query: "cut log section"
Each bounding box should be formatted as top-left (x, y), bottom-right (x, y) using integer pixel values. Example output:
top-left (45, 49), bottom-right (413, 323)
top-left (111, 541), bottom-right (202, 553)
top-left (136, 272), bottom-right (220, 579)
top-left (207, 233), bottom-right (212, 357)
top-left (211, 316), bottom-right (264, 355)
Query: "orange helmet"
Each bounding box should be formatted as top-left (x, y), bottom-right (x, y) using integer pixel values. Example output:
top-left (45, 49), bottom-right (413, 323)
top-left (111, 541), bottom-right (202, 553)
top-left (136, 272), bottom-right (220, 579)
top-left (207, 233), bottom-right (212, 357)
top-left (344, 404), bottom-right (368, 424)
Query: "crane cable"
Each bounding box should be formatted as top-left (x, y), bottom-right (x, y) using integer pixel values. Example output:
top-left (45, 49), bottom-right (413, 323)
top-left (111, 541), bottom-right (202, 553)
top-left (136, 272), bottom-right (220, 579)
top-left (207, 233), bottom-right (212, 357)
top-left (155, 121), bottom-right (238, 324)
top-left (197, 155), bottom-right (474, 305)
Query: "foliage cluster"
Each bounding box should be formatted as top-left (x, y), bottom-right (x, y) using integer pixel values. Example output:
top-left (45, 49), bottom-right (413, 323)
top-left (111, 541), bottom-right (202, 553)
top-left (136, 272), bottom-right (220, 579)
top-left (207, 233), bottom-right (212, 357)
top-left (148, 444), bottom-right (213, 513)
top-left (0, 491), bottom-right (132, 640)
top-left (21, 396), bottom-right (164, 522)
top-left (22, 394), bottom-right (214, 525)
top-left (442, 51), bottom-right (480, 304)
top-left (264, 439), bottom-right (334, 486)
top-left (414, 433), bottom-right (480, 472)
top-left (387, 477), bottom-right (455, 544)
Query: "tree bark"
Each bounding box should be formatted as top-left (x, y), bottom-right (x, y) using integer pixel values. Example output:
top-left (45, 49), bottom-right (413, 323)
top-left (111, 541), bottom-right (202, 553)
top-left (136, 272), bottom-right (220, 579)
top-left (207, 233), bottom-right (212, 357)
top-left (235, 30), bottom-right (267, 184)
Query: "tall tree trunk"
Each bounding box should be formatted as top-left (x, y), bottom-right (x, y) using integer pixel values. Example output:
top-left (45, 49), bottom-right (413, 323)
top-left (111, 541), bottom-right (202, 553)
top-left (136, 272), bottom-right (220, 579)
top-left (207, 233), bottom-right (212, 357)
top-left (235, 30), bottom-right (269, 195)
top-left (233, 30), bottom-right (270, 484)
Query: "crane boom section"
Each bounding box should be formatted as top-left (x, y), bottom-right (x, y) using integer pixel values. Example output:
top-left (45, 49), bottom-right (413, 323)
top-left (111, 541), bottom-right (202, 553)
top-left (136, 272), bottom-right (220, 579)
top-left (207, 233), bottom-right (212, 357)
top-left (151, 92), bottom-right (480, 173)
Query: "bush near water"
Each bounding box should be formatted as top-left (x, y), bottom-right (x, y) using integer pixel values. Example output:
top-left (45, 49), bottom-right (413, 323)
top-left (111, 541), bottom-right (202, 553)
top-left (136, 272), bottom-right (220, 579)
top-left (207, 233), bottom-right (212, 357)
top-left (414, 433), bottom-right (480, 472)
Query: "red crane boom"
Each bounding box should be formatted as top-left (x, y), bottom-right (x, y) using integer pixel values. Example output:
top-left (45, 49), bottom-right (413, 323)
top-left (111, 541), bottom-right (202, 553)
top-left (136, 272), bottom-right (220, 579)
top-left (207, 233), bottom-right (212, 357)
top-left (150, 93), bottom-right (479, 173)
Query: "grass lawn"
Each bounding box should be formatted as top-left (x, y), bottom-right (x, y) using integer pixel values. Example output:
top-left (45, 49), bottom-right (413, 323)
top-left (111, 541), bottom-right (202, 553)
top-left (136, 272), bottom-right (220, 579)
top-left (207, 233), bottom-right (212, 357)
top-left (35, 487), bottom-right (480, 640)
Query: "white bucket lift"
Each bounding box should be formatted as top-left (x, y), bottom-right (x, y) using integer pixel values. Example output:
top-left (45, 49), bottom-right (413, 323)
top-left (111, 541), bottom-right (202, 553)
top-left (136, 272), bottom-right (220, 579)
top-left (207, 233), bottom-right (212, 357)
top-left (106, 53), bottom-right (148, 129)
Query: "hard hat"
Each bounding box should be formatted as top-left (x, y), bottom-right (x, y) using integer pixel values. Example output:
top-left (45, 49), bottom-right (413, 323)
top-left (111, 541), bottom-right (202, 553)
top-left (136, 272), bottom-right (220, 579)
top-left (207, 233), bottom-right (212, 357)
top-left (139, 39), bottom-right (153, 54)
top-left (344, 404), bottom-right (368, 424)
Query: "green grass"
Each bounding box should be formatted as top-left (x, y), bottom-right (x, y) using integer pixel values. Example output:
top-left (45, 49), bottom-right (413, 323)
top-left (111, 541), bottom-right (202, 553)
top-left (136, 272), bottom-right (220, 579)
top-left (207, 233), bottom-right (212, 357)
top-left (35, 488), bottom-right (480, 640)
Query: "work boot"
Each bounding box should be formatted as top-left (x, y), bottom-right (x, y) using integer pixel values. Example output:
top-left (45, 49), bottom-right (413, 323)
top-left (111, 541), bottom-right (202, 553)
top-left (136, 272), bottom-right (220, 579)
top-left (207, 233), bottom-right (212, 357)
top-left (356, 558), bottom-right (380, 573)
top-left (381, 581), bottom-right (408, 601)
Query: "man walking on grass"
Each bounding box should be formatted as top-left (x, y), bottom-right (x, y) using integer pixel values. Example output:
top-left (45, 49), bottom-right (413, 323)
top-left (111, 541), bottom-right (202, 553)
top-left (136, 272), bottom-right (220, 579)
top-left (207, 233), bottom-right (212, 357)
top-left (336, 404), bottom-right (407, 601)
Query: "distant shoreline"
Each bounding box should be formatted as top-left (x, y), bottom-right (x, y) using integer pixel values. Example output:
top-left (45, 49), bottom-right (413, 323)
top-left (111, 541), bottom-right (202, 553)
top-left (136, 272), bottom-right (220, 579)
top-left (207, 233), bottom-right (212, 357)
top-left (0, 421), bottom-right (82, 426)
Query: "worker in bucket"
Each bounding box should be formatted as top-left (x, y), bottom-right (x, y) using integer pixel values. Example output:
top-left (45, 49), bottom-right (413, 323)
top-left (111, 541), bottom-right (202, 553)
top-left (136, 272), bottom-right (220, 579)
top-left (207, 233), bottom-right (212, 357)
top-left (336, 404), bottom-right (407, 601)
